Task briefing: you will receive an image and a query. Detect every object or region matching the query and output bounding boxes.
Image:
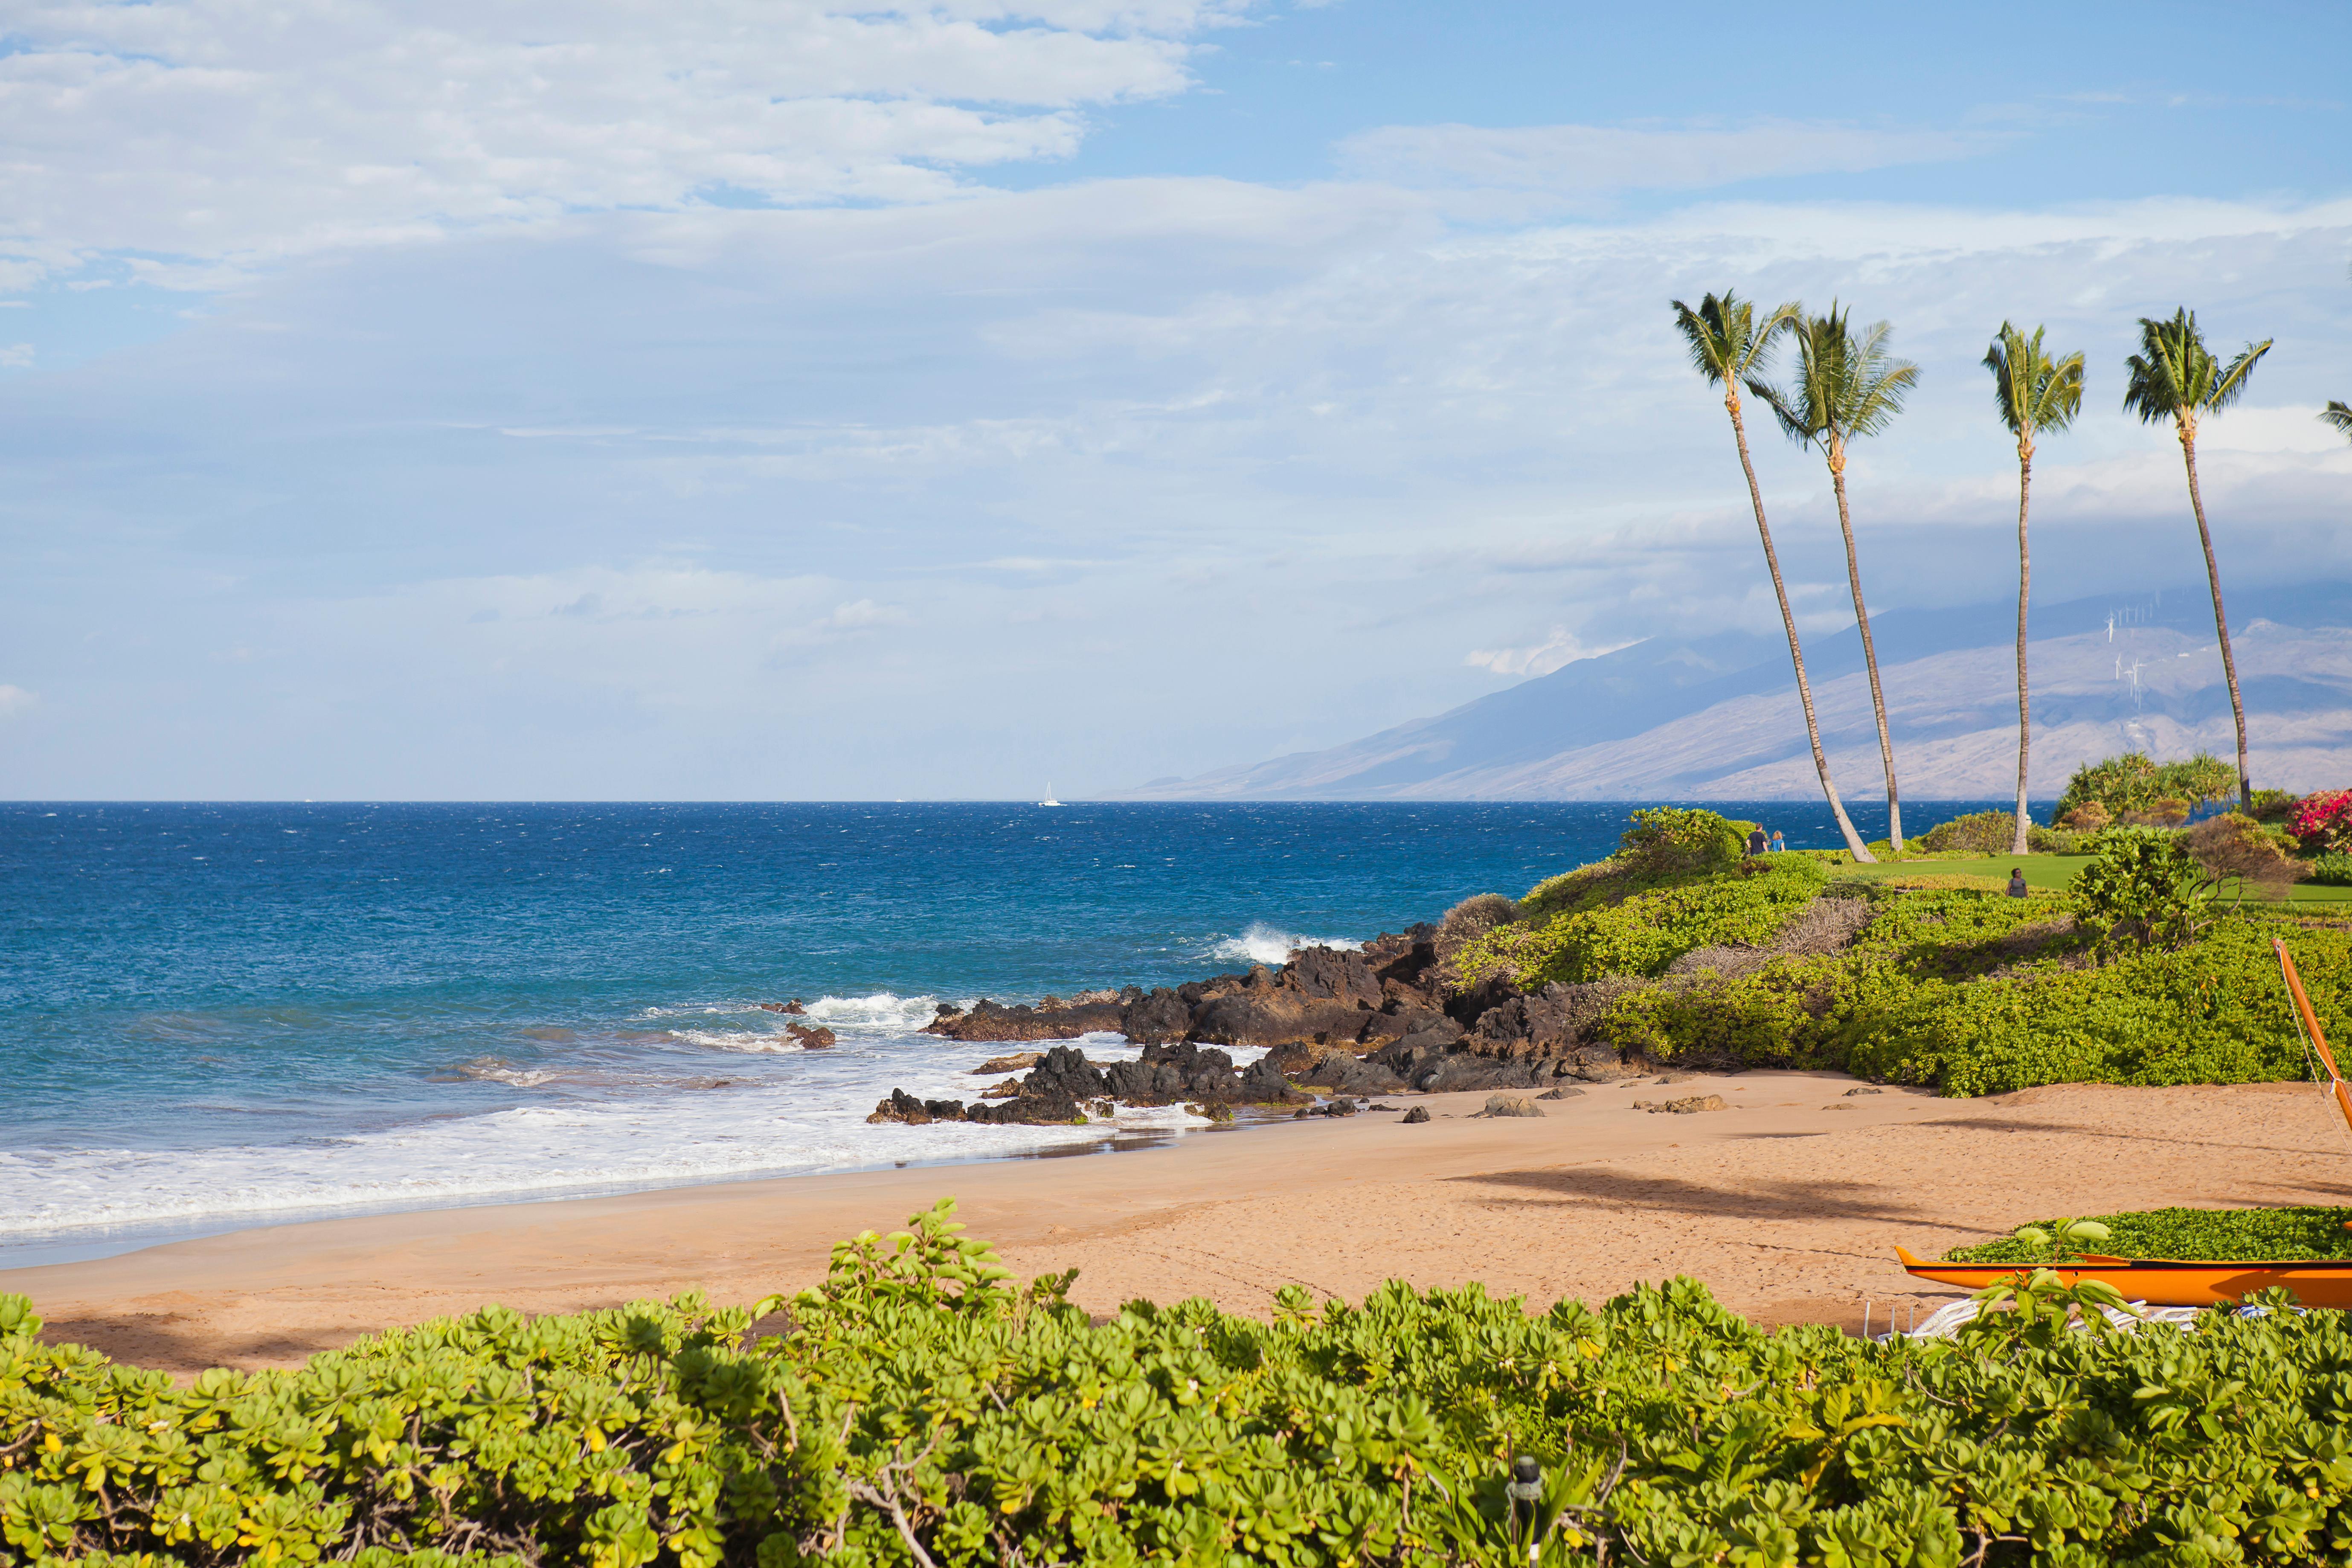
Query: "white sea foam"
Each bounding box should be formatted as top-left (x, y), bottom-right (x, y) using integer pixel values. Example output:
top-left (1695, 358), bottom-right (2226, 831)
top-left (1, 976), bottom-right (1289, 1258)
top-left (450, 1058), bottom-right (564, 1087)
top-left (667, 1028), bottom-right (809, 1053)
top-left (1203, 922), bottom-right (1362, 967)
top-left (0, 1009), bottom-right (1257, 1251)
top-left (801, 992), bottom-right (946, 1030)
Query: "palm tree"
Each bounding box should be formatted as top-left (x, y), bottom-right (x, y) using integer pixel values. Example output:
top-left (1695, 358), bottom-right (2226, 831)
top-left (1749, 305), bottom-right (1917, 853)
top-left (1670, 292), bottom-right (1874, 862)
top-left (2123, 308), bottom-right (2272, 812)
top-left (1983, 323), bottom-right (2085, 855)
top-left (2324, 401), bottom-right (2352, 444)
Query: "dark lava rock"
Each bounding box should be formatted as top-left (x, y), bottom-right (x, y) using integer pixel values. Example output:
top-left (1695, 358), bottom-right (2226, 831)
top-left (1406, 1053), bottom-right (1550, 1094)
top-left (1236, 1055), bottom-right (1307, 1104)
top-left (1023, 1044), bottom-right (1109, 1101)
top-left (868, 1089), bottom-right (955, 1125)
top-left (1400, 1106), bottom-right (1431, 1124)
top-left (923, 997), bottom-right (1127, 1042)
top-left (1536, 1086), bottom-right (1586, 1101)
top-left (757, 1000), bottom-right (807, 1014)
top-left (1295, 1052), bottom-right (1407, 1095)
top-left (1119, 988), bottom-right (1192, 1045)
top-left (972, 1052), bottom-right (1042, 1075)
top-left (1101, 1040), bottom-right (1305, 1105)
top-left (784, 1022), bottom-right (836, 1049)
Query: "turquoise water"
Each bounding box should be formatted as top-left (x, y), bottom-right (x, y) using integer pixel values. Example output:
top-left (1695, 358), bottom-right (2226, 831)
top-left (1, 799), bottom-right (1986, 1263)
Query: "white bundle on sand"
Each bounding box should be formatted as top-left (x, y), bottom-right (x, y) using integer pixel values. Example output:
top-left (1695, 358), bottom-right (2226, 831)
top-left (1883, 1297), bottom-right (2216, 1341)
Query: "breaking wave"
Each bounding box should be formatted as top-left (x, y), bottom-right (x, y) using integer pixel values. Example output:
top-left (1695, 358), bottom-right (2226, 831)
top-left (666, 1028), bottom-right (811, 1054)
top-left (801, 992), bottom-right (945, 1031)
top-left (1202, 923), bottom-right (1362, 967)
top-left (447, 1058), bottom-right (563, 1088)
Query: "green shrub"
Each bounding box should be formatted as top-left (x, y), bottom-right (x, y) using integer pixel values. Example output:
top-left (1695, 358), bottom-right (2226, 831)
top-left (2252, 788), bottom-right (2303, 824)
top-left (1950, 1206), bottom-right (2352, 1265)
top-left (2025, 824), bottom-right (2081, 854)
top-left (1455, 856), bottom-right (1825, 991)
top-left (1616, 806), bottom-right (1750, 874)
top-left (1593, 886), bottom-right (2349, 1095)
top-left (16, 1205), bottom-right (2352, 1566)
top-left (2056, 750), bottom-right (2238, 824)
top-left (2312, 853), bottom-right (2352, 888)
top-left (2073, 826), bottom-right (2217, 953)
top-left (1917, 810), bottom-right (2023, 857)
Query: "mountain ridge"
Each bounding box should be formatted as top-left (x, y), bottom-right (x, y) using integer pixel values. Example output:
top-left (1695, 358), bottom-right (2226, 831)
top-left (1115, 584), bottom-right (2352, 801)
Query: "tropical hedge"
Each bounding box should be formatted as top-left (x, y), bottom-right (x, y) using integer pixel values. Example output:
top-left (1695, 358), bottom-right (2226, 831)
top-left (12, 1202), bottom-right (2352, 1568)
top-left (1446, 810), bottom-right (2351, 1097)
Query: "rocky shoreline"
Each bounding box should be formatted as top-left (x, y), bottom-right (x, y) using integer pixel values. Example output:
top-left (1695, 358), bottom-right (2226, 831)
top-left (867, 920), bottom-right (1663, 1127)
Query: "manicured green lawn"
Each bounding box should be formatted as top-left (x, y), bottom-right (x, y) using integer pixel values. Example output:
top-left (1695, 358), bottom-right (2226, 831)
top-left (1834, 853), bottom-right (2352, 907)
top-left (1838, 854), bottom-right (2088, 889)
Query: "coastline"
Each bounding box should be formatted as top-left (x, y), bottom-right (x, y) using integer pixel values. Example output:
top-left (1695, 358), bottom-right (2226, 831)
top-left (12, 1071), bottom-right (2349, 1378)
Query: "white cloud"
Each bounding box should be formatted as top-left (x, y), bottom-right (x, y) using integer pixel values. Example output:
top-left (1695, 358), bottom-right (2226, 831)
top-left (1465, 628), bottom-right (1638, 678)
top-left (2197, 404), bottom-right (2352, 454)
top-left (818, 598), bottom-right (910, 631)
top-left (1339, 118), bottom-right (1998, 197)
top-left (0, 685), bottom-right (38, 716)
top-left (0, 343), bottom-right (31, 367)
top-left (4, 170), bottom-right (2349, 797)
top-left (0, 0), bottom-right (1246, 283)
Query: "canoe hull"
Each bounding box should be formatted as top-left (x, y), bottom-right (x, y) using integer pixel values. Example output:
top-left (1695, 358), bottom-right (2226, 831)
top-left (1896, 1246), bottom-right (2352, 1309)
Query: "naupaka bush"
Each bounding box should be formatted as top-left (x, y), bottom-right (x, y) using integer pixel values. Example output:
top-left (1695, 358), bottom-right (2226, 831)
top-left (12, 1202), bottom-right (2352, 1566)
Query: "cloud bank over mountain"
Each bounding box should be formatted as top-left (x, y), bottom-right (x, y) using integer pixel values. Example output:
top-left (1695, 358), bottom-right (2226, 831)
top-left (1115, 585), bottom-right (2352, 801)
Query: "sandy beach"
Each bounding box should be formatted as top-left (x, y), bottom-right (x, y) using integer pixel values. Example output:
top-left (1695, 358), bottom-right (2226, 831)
top-left (12, 1070), bottom-right (2351, 1376)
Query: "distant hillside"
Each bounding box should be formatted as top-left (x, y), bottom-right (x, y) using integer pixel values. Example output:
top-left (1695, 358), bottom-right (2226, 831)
top-left (1116, 584), bottom-right (2352, 801)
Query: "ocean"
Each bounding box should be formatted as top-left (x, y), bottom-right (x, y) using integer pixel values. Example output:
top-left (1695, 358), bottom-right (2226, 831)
top-left (0, 798), bottom-right (2004, 1266)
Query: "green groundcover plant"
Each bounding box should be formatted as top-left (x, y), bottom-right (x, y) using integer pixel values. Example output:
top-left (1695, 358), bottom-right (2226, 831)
top-left (15, 1201), bottom-right (2352, 1568)
top-left (1594, 898), bottom-right (2349, 1095)
top-left (1450, 810), bottom-right (1825, 992)
top-left (1949, 1208), bottom-right (2352, 1266)
top-left (1448, 809), bottom-right (2351, 1096)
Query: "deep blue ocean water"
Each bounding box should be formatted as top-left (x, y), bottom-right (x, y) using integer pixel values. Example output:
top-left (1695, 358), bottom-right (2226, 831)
top-left (0, 798), bottom-right (2011, 1265)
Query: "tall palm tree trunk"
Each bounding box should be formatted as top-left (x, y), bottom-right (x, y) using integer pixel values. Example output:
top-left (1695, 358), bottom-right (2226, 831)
top-left (2011, 442), bottom-right (2033, 856)
top-left (1726, 389), bottom-right (1873, 862)
top-left (1827, 444), bottom-right (1903, 852)
top-left (2177, 421), bottom-right (2252, 810)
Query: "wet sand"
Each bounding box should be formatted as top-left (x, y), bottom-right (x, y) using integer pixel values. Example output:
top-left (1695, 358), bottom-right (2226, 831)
top-left (10, 1071), bottom-right (2349, 1376)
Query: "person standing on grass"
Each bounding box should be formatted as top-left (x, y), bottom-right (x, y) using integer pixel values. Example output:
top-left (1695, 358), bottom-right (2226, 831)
top-left (1747, 826), bottom-right (1770, 857)
top-left (2008, 868), bottom-right (2030, 898)
top-left (1770, 831), bottom-right (1786, 853)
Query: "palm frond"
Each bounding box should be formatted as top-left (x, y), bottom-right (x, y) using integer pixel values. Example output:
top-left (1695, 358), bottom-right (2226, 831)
top-left (1983, 323), bottom-right (2026, 435)
top-left (1985, 322), bottom-right (2083, 438)
top-left (2123, 310), bottom-right (2197, 425)
top-left (2323, 401), bottom-right (2352, 444)
top-left (1841, 319), bottom-right (1916, 439)
top-left (1737, 302), bottom-right (1832, 447)
top-left (2206, 338), bottom-right (2273, 411)
top-left (2037, 349), bottom-right (2087, 433)
top-left (1744, 374), bottom-right (1816, 447)
top-left (1670, 290), bottom-right (1793, 387)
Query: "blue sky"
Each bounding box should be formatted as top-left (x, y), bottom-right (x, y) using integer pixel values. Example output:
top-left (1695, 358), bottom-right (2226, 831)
top-left (1, 0), bottom-right (2347, 799)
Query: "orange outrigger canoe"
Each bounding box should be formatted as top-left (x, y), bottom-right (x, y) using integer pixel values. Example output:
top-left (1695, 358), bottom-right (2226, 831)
top-left (1898, 940), bottom-right (2352, 1310)
top-left (1895, 1246), bottom-right (2352, 1310)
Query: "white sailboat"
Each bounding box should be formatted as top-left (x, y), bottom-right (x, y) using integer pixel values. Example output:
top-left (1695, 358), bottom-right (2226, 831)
top-left (1037, 783), bottom-right (1062, 807)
